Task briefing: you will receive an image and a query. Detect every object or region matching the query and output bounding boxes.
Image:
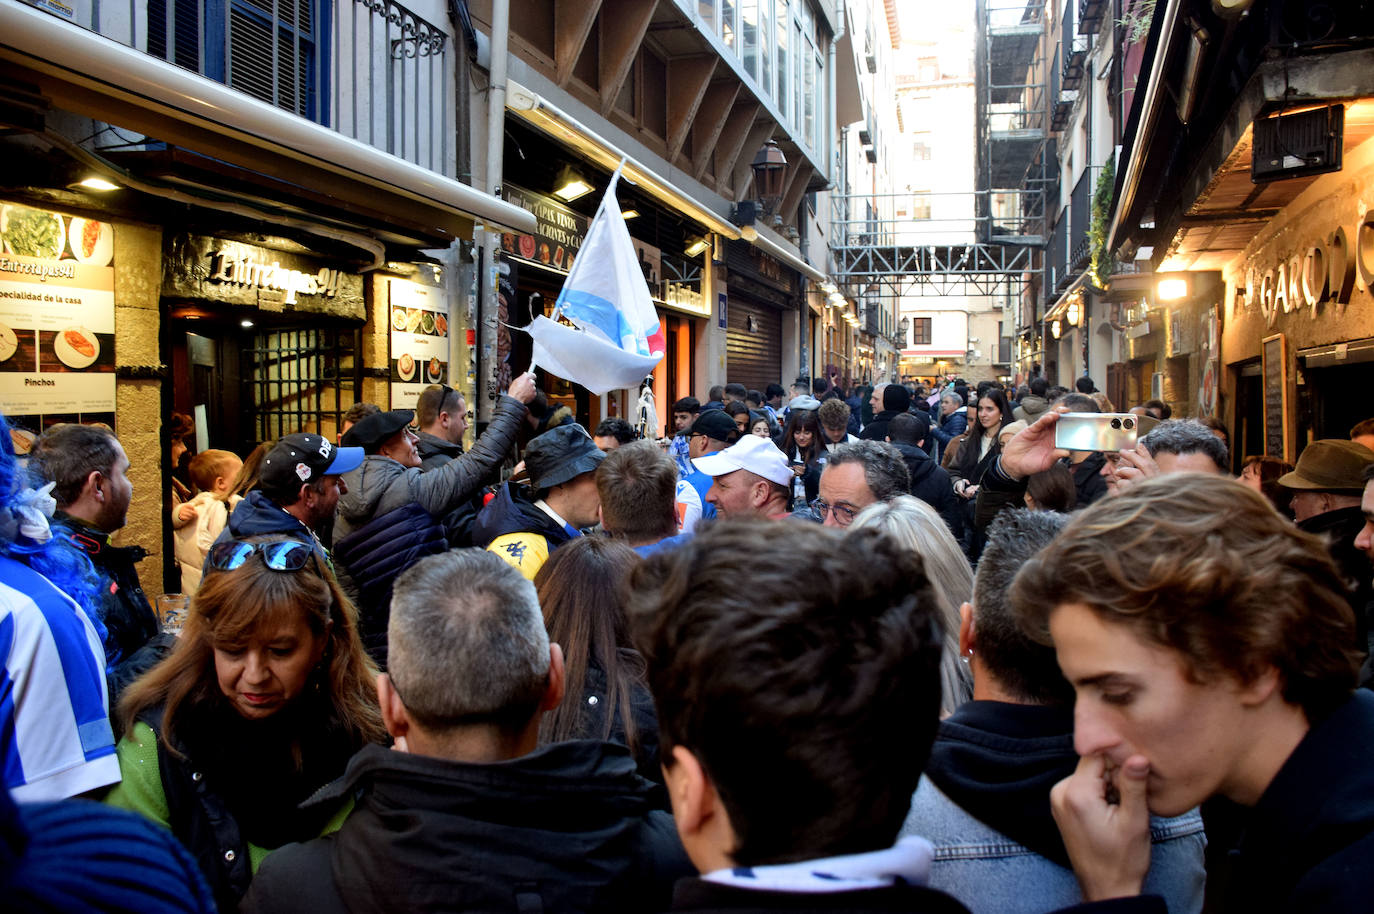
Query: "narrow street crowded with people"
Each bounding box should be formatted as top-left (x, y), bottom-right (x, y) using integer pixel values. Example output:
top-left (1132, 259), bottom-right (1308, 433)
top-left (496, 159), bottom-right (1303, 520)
top-left (3, 0), bottom-right (1374, 911)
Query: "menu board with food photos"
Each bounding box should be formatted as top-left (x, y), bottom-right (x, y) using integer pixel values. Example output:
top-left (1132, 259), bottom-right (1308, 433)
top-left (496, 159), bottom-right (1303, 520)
top-left (500, 184), bottom-right (588, 275)
top-left (388, 277), bottom-right (451, 409)
top-left (0, 202), bottom-right (117, 444)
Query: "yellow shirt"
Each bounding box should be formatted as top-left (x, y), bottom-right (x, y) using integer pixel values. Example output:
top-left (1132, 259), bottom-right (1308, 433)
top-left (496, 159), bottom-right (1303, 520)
top-left (487, 532), bottom-right (550, 581)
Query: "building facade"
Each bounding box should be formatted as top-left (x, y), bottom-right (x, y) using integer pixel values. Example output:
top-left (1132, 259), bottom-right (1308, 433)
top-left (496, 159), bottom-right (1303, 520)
top-left (1104, 0), bottom-right (1374, 466)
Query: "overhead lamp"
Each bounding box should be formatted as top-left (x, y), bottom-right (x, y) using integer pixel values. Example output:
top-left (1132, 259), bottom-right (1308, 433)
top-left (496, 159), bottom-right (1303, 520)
top-left (684, 236), bottom-right (710, 257)
top-left (553, 165), bottom-right (594, 202)
top-left (73, 176), bottom-right (121, 192)
top-left (240, 318), bottom-right (255, 328)
top-left (1066, 300), bottom-right (1082, 326)
top-left (1050, 319), bottom-right (1063, 339)
top-left (621, 209), bottom-right (639, 220)
top-left (750, 139), bottom-right (788, 219)
top-left (1156, 277), bottom-right (1189, 301)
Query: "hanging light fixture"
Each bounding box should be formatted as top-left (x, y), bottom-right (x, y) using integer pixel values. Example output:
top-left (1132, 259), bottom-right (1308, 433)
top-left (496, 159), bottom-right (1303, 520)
top-left (750, 139), bottom-right (788, 219)
top-left (553, 164), bottom-right (594, 202)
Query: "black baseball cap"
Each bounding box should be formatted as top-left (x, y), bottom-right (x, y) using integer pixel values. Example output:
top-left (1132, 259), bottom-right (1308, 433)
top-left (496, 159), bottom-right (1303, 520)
top-left (259, 433), bottom-right (364, 492)
top-left (341, 409), bottom-right (414, 453)
top-left (690, 409), bottom-right (739, 444)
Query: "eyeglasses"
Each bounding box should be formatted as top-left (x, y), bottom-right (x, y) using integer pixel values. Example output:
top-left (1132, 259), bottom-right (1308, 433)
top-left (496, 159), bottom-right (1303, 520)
top-left (208, 540), bottom-right (315, 573)
top-left (810, 498), bottom-right (859, 527)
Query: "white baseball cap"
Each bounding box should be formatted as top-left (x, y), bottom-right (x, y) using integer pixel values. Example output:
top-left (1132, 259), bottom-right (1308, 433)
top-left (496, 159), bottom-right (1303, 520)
top-left (693, 434), bottom-right (793, 486)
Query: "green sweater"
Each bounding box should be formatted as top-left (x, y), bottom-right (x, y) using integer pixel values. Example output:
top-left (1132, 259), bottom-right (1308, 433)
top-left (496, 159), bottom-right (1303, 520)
top-left (104, 722), bottom-right (352, 872)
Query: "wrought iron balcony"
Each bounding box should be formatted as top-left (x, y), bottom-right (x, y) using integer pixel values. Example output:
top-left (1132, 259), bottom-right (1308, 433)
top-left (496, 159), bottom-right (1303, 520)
top-left (95, 0), bottom-right (453, 176)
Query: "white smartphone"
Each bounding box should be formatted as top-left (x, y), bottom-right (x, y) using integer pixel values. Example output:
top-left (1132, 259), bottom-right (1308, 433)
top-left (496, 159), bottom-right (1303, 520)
top-left (1054, 413), bottom-right (1159, 452)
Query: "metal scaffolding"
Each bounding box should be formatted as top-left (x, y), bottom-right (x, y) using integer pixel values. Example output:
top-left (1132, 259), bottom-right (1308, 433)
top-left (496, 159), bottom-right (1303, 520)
top-left (976, 0), bottom-right (1050, 366)
top-left (829, 190), bottom-right (1041, 299)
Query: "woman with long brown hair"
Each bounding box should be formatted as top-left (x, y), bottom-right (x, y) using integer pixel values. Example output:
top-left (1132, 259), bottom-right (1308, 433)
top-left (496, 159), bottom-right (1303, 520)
top-left (533, 536), bottom-right (660, 785)
top-left (950, 388), bottom-right (1015, 561)
top-left (780, 408), bottom-right (824, 507)
top-left (105, 535), bottom-right (385, 912)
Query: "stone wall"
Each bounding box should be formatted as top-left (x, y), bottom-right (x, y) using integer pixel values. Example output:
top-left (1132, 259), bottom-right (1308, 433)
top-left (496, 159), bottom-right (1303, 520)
top-left (111, 220), bottom-right (165, 596)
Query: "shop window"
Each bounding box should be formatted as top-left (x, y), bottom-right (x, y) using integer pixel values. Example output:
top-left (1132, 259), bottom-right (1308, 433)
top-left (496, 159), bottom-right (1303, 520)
top-left (913, 317), bottom-right (932, 345)
top-left (147, 0), bottom-right (325, 121)
top-left (245, 327), bottom-right (361, 443)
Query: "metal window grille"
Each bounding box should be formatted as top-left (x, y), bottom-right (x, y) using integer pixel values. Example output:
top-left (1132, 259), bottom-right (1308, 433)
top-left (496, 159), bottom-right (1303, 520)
top-left (245, 326), bottom-right (361, 442)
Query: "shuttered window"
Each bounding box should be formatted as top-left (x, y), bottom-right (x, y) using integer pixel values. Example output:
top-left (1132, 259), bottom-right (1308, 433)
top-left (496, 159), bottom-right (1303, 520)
top-left (146, 0), bottom-right (324, 122)
top-left (228, 0), bottom-right (317, 117)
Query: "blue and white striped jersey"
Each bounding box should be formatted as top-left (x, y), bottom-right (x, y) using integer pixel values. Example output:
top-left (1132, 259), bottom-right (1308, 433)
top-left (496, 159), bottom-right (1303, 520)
top-left (0, 554), bottom-right (120, 801)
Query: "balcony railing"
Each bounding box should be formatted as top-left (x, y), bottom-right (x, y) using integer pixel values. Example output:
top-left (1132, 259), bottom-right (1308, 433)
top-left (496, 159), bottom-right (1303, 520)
top-left (1069, 165), bottom-right (1097, 271)
top-left (77, 0), bottom-right (452, 177)
top-left (831, 190), bottom-right (1046, 249)
top-left (1044, 209), bottom-right (1068, 303)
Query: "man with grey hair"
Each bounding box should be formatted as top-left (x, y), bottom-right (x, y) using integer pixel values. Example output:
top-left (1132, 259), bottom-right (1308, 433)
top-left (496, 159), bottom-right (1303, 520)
top-left (814, 440), bottom-right (910, 528)
top-left (930, 391), bottom-right (969, 461)
top-left (241, 549), bottom-right (689, 914)
top-left (900, 510), bottom-right (1205, 912)
top-left (1104, 418), bottom-right (1229, 494)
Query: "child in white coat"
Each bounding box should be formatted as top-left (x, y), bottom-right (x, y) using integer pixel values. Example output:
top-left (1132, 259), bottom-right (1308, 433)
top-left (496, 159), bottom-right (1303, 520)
top-left (171, 449), bottom-right (243, 594)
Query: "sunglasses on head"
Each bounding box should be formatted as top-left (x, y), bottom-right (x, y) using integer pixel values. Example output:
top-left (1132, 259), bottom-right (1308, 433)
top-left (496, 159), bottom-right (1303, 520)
top-left (208, 540), bottom-right (315, 573)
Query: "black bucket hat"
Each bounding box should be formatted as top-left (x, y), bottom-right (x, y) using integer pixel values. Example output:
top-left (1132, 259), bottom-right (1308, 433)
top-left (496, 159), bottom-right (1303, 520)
top-left (526, 424), bottom-right (605, 489)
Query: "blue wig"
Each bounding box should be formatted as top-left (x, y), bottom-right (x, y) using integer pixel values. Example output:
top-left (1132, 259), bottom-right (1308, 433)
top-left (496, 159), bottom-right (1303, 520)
top-left (0, 415), bottom-right (105, 641)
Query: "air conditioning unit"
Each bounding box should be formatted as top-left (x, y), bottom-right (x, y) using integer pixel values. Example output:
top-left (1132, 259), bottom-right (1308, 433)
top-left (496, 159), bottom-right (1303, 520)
top-left (1252, 105), bottom-right (1343, 184)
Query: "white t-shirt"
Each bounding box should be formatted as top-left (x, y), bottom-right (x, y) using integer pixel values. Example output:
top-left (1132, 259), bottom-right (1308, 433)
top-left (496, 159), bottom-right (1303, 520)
top-left (0, 555), bottom-right (120, 801)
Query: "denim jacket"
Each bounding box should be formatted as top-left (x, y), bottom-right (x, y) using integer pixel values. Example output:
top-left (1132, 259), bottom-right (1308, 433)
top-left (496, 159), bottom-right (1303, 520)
top-left (903, 775), bottom-right (1206, 914)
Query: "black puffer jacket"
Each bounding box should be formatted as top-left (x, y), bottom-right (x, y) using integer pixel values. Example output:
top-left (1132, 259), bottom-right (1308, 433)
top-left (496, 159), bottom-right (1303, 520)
top-left (890, 442), bottom-right (960, 534)
top-left (240, 741), bottom-right (694, 914)
top-left (331, 501), bottom-right (448, 667)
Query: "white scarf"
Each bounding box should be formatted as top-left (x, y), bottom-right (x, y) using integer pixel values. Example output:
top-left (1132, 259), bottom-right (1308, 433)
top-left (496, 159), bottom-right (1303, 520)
top-left (700, 836), bottom-right (934, 894)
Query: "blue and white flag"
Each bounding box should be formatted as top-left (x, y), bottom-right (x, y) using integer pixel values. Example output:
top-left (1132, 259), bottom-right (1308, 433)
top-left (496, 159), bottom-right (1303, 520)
top-left (527, 164), bottom-right (665, 395)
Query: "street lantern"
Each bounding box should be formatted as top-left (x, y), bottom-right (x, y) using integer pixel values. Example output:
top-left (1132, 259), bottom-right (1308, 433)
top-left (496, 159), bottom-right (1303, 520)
top-left (751, 140), bottom-right (787, 217)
